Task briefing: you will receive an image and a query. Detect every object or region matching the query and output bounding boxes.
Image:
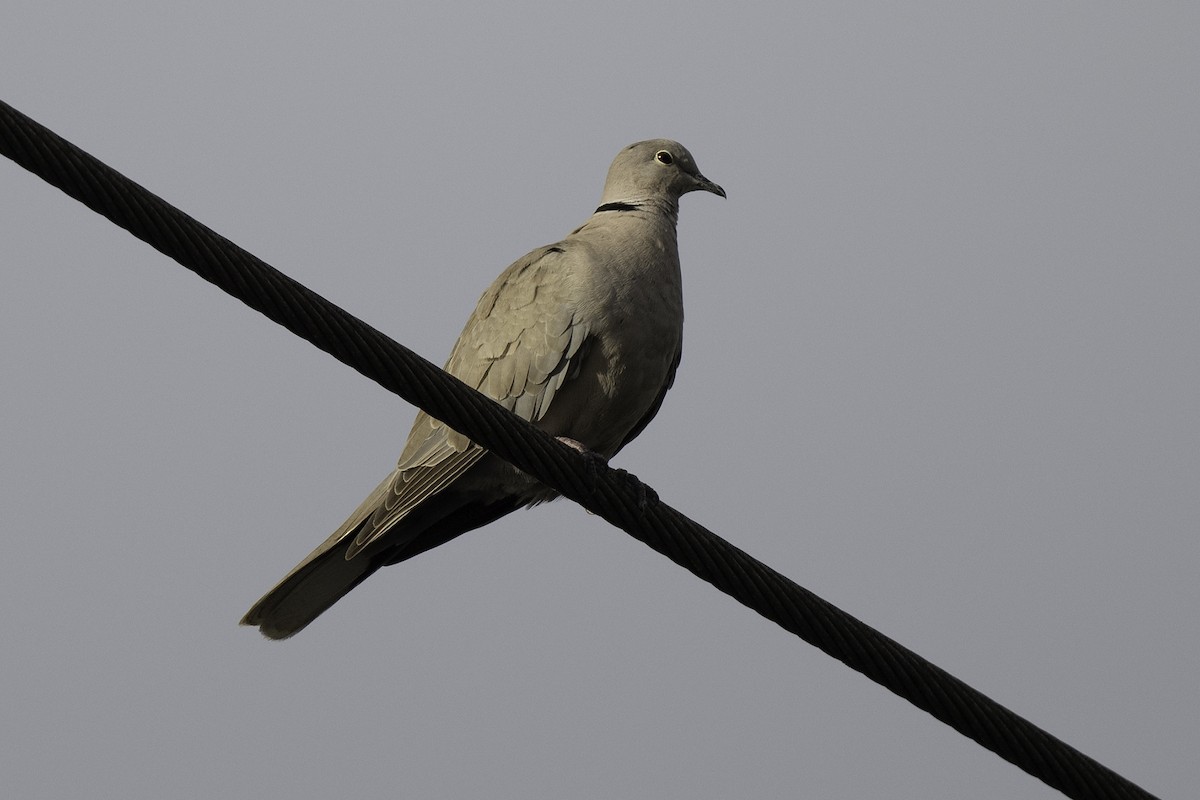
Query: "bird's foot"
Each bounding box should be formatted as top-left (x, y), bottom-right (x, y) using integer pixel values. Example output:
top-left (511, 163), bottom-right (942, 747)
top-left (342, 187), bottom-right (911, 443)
top-left (556, 436), bottom-right (607, 485)
top-left (613, 468), bottom-right (659, 512)
top-left (554, 437), bottom-right (657, 513)
top-left (555, 436), bottom-right (591, 455)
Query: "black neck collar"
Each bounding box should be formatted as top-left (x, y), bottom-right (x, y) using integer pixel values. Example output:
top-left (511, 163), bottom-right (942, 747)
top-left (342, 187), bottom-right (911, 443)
top-left (594, 201), bottom-right (641, 213)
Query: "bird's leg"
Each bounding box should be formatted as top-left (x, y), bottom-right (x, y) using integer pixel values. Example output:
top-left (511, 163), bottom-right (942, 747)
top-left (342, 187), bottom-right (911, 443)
top-left (554, 436), bottom-right (658, 512)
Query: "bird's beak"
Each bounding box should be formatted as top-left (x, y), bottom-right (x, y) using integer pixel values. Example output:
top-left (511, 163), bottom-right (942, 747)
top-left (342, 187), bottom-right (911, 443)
top-left (694, 174), bottom-right (726, 198)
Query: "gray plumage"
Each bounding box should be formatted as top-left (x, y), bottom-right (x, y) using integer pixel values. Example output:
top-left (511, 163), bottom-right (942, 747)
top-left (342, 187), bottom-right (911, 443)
top-left (241, 139), bottom-right (725, 639)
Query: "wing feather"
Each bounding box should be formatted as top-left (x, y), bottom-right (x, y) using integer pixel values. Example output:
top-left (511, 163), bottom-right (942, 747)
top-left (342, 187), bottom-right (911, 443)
top-left (343, 244), bottom-right (590, 558)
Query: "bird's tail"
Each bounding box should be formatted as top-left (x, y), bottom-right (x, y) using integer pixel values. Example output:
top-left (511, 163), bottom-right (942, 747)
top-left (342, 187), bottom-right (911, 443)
top-left (241, 463), bottom-right (526, 639)
top-left (240, 529), bottom-right (383, 640)
top-left (242, 471), bottom-right (402, 639)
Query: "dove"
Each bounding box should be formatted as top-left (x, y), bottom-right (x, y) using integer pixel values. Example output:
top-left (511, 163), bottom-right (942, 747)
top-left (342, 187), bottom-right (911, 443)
top-left (242, 139), bottom-right (724, 638)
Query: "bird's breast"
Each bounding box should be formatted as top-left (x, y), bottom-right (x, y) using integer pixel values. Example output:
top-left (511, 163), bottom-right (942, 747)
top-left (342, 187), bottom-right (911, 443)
top-left (539, 258), bottom-right (683, 456)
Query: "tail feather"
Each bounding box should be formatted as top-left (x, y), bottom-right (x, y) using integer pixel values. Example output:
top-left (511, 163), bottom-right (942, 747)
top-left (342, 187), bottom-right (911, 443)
top-left (240, 531), bottom-right (382, 640)
top-left (241, 475), bottom-right (528, 639)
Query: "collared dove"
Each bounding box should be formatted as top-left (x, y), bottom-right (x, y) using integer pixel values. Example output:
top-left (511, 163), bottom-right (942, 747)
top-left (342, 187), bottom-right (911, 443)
top-left (242, 139), bottom-right (725, 639)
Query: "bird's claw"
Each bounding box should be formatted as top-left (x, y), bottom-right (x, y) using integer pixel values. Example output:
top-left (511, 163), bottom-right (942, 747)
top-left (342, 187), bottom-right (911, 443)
top-left (554, 437), bottom-right (656, 512)
top-left (613, 468), bottom-right (658, 511)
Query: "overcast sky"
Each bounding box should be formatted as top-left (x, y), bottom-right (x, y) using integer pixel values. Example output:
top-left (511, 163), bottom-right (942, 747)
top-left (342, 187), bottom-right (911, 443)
top-left (2, 4), bottom-right (1196, 798)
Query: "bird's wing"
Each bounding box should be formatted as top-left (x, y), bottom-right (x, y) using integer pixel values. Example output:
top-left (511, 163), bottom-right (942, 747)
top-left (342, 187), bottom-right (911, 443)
top-left (343, 243), bottom-right (591, 558)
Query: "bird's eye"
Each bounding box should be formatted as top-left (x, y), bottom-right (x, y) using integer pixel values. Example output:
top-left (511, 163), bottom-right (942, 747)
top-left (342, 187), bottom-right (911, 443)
top-left (655, 150), bottom-right (674, 165)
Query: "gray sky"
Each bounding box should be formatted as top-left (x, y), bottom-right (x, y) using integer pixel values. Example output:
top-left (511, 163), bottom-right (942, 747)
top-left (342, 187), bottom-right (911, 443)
top-left (2, 4), bottom-right (1196, 798)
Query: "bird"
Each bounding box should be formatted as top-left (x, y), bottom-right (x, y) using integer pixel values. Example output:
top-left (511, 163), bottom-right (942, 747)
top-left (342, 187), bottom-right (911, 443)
top-left (241, 139), bottom-right (725, 639)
